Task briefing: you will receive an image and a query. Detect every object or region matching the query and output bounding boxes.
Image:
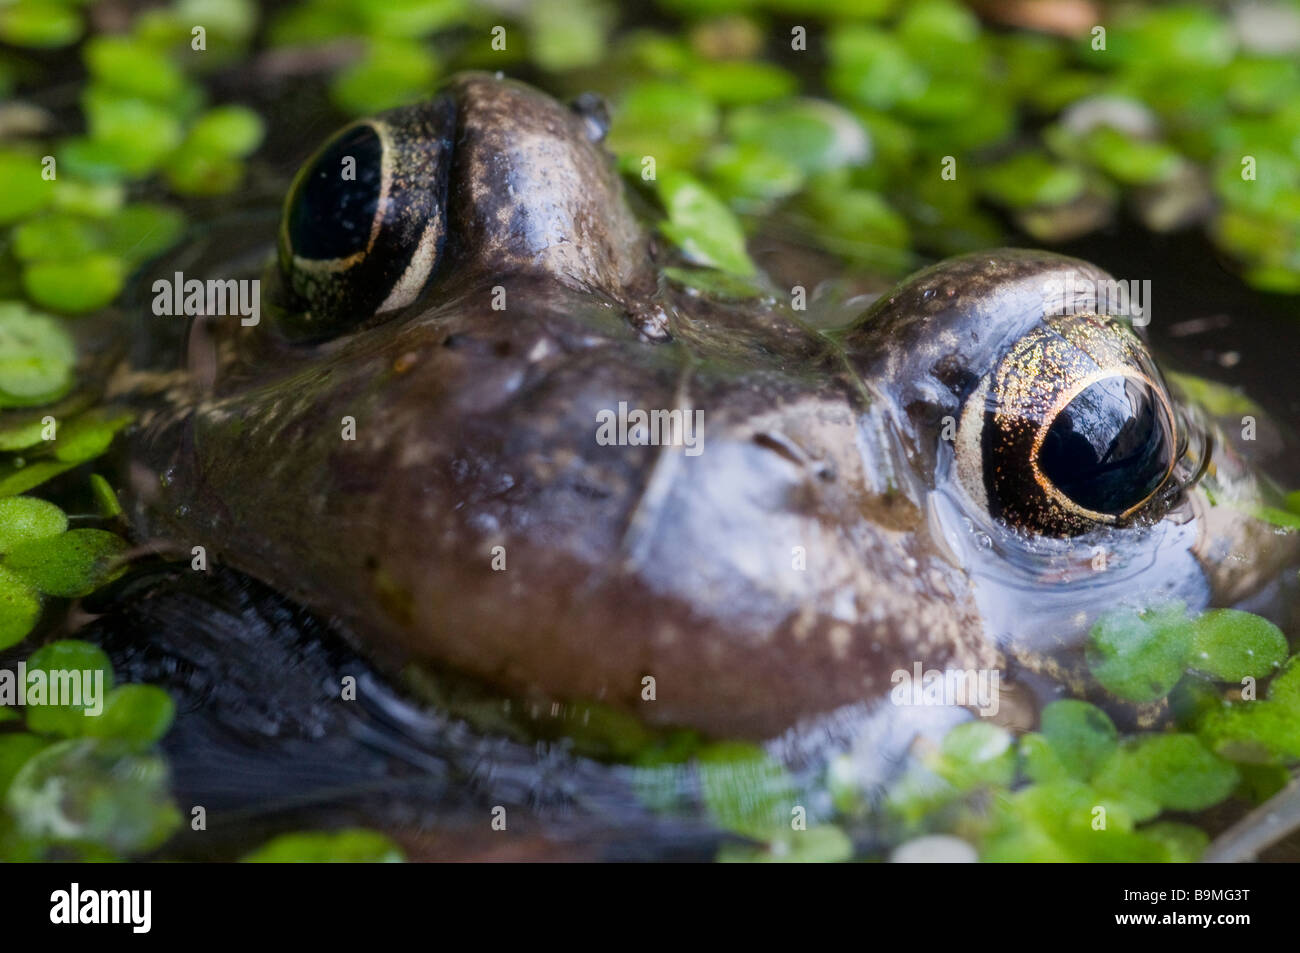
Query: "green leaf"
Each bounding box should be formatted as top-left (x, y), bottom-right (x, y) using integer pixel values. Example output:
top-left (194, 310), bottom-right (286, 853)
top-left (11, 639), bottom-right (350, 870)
top-left (84, 36), bottom-right (186, 103)
top-left (22, 254), bottom-right (126, 314)
top-left (1093, 733), bottom-right (1239, 814)
top-left (1086, 604), bottom-right (1190, 702)
top-left (22, 640), bottom-right (116, 738)
top-left (7, 738), bottom-right (180, 854)
top-left (162, 151), bottom-right (245, 197)
top-left (1019, 732), bottom-right (1072, 784)
top-left (685, 61), bottom-right (797, 106)
top-left (52, 411), bottom-right (131, 464)
top-left (1198, 702), bottom-right (1300, 765)
top-left (0, 459), bottom-right (81, 498)
top-left (0, 0), bottom-right (83, 49)
top-left (0, 497), bottom-right (67, 554)
top-left (980, 152), bottom-right (1088, 209)
top-left (1189, 610), bottom-right (1288, 682)
top-left (657, 172), bottom-right (756, 276)
top-left (242, 828), bottom-right (404, 863)
top-left (827, 25), bottom-right (926, 111)
top-left (185, 106), bottom-right (265, 158)
top-left (1164, 370), bottom-right (1262, 417)
top-left (696, 741), bottom-right (795, 840)
top-left (1039, 700), bottom-right (1118, 781)
top-left (101, 204), bottom-right (186, 263)
top-left (933, 720), bottom-right (1015, 790)
top-left (0, 565), bottom-right (42, 650)
top-left (607, 82), bottom-right (717, 170)
top-left (0, 734), bottom-right (49, 798)
top-left (705, 143), bottom-right (805, 203)
top-left (0, 414), bottom-right (49, 452)
top-left (1268, 656), bottom-right (1300, 706)
top-left (1137, 821), bottom-right (1208, 863)
top-left (1083, 127), bottom-right (1183, 186)
top-left (89, 474), bottom-right (123, 518)
top-left (0, 152), bottom-right (53, 224)
top-left (4, 529), bottom-right (130, 598)
top-left (0, 303), bottom-right (77, 408)
top-left (330, 39), bottom-right (438, 116)
top-left (85, 685), bottom-right (175, 751)
top-left (13, 215), bottom-right (104, 263)
top-left (80, 90), bottom-right (187, 175)
top-left (527, 0), bottom-right (611, 72)
top-left (725, 99), bottom-right (870, 175)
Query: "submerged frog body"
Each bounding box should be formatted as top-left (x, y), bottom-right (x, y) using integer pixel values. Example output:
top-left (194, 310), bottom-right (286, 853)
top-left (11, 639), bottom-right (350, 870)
top-left (112, 74), bottom-right (1296, 753)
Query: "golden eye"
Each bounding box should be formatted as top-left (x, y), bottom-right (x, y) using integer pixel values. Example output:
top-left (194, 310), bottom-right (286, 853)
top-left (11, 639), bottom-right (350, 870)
top-left (277, 96), bottom-right (456, 340)
top-left (957, 312), bottom-right (1178, 536)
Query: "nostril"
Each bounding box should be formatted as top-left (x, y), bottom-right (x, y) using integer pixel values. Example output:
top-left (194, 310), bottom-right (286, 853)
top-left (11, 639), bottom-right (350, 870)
top-left (570, 92), bottom-right (611, 143)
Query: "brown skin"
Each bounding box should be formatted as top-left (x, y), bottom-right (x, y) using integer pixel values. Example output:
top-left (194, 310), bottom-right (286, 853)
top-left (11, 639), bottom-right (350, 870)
top-left (115, 74), bottom-right (1298, 741)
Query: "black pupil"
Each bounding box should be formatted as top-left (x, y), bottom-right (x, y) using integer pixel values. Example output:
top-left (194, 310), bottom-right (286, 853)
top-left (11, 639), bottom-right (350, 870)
top-left (1037, 375), bottom-right (1173, 515)
top-left (287, 124), bottom-right (383, 261)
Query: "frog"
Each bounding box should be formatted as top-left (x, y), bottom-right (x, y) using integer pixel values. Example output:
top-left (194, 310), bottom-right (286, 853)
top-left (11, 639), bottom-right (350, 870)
top-left (91, 72), bottom-right (1299, 858)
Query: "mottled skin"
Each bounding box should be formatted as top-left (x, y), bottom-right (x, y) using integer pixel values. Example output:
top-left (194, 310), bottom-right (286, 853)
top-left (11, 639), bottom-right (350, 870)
top-left (113, 74), bottom-right (1297, 743)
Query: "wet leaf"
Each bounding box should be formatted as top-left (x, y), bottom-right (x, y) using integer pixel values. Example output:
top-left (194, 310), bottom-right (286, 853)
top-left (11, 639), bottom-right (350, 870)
top-left (89, 474), bottom-right (122, 519)
top-left (13, 215), bottom-right (103, 263)
top-left (51, 411), bottom-right (131, 464)
top-left (1164, 370), bottom-right (1262, 417)
top-left (1093, 734), bottom-right (1239, 814)
top-left (0, 565), bottom-right (42, 651)
top-left (101, 204), bottom-right (186, 263)
top-left (657, 172), bottom-right (756, 276)
top-left (84, 36), bottom-right (186, 103)
top-left (185, 106), bottom-right (265, 158)
top-left (0, 0), bottom-right (82, 48)
top-left (725, 99), bottom-right (869, 175)
top-left (527, 0), bottom-right (611, 72)
top-left (331, 39), bottom-right (438, 115)
top-left (1188, 609), bottom-right (1288, 682)
top-left (1086, 604), bottom-right (1190, 702)
top-left (4, 529), bottom-right (130, 598)
top-left (0, 497), bottom-right (66, 554)
top-left (0, 304), bottom-right (76, 408)
top-left (608, 82), bottom-right (717, 170)
top-left (686, 60), bottom-right (797, 106)
top-left (22, 640), bottom-right (117, 738)
top-left (696, 741), bottom-right (795, 840)
top-left (1039, 700), bottom-right (1118, 782)
top-left (1198, 702), bottom-right (1300, 765)
top-left (1082, 127), bottom-right (1183, 186)
top-left (84, 685), bottom-right (175, 751)
top-left (22, 254), bottom-right (126, 314)
top-left (0, 734), bottom-right (49, 798)
top-left (933, 720), bottom-right (1015, 790)
top-left (1138, 821), bottom-right (1208, 863)
top-left (0, 459), bottom-right (80, 498)
top-left (0, 152), bottom-right (53, 224)
top-left (7, 738), bottom-right (180, 854)
top-left (980, 152), bottom-right (1088, 209)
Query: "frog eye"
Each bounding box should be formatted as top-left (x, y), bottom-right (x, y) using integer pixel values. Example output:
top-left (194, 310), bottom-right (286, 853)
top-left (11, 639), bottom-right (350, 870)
top-left (277, 96), bottom-right (456, 340)
top-left (956, 312), bottom-right (1179, 536)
